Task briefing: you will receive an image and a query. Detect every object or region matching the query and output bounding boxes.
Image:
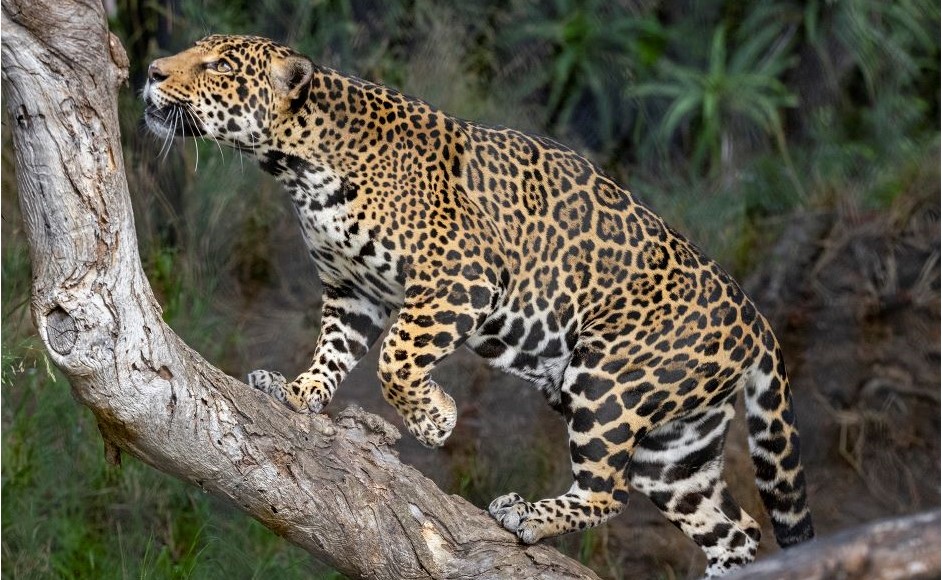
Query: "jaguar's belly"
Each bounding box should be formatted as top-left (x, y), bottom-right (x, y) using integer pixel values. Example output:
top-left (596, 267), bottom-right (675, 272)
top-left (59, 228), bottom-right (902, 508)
top-left (465, 301), bottom-right (572, 398)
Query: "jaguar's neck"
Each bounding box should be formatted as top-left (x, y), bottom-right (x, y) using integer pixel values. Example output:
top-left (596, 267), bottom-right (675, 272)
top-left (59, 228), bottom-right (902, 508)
top-left (261, 65), bottom-right (450, 180)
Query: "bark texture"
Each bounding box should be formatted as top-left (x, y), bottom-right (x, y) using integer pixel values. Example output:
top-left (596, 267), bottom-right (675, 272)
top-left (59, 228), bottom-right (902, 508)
top-left (0, 2), bottom-right (598, 578)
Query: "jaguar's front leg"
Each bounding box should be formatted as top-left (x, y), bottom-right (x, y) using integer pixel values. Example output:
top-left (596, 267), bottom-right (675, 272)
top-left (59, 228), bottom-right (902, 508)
top-left (249, 285), bottom-right (389, 412)
top-left (378, 266), bottom-right (499, 448)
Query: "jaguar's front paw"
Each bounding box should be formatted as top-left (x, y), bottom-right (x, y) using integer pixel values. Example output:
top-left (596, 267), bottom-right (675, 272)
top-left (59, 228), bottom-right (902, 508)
top-left (402, 390), bottom-right (457, 448)
top-left (283, 373), bottom-right (332, 413)
top-left (248, 369), bottom-right (287, 398)
top-left (247, 370), bottom-right (331, 413)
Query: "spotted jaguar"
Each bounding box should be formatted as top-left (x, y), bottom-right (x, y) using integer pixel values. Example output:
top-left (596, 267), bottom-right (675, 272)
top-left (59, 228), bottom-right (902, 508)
top-left (143, 34), bottom-right (814, 575)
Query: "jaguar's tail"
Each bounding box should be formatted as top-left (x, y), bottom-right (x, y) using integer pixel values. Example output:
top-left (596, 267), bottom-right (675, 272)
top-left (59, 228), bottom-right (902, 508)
top-left (744, 330), bottom-right (815, 547)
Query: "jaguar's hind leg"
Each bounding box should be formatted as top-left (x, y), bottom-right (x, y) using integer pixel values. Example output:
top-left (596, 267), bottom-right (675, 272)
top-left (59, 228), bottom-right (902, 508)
top-left (629, 402), bottom-right (761, 577)
top-left (489, 355), bottom-right (638, 543)
top-left (488, 443), bottom-right (631, 544)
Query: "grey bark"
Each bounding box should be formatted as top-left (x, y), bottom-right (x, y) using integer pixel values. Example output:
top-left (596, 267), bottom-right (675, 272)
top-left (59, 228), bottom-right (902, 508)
top-left (0, 1), bottom-right (599, 578)
top-left (725, 511), bottom-right (941, 580)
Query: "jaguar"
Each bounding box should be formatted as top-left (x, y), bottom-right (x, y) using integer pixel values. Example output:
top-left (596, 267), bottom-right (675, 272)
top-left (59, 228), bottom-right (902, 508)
top-left (143, 34), bottom-right (814, 576)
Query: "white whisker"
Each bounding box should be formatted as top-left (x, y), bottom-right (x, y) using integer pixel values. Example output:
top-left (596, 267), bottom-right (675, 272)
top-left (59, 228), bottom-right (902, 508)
top-left (155, 111), bottom-right (173, 161)
top-left (187, 103), bottom-right (225, 162)
top-left (182, 106), bottom-right (201, 172)
top-left (170, 109), bottom-right (182, 162)
top-left (249, 133), bottom-right (260, 166)
top-left (156, 118), bottom-right (172, 160)
top-left (191, 122), bottom-right (200, 173)
top-left (161, 109), bottom-right (179, 163)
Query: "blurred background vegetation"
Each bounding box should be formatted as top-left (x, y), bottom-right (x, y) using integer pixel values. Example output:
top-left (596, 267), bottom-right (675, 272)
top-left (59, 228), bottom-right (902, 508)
top-left (2, 0), bottom-right (939, 578)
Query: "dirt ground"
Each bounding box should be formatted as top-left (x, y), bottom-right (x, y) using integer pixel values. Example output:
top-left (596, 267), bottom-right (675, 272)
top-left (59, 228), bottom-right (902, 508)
top-left (230, 190), bottom-right (940, 578)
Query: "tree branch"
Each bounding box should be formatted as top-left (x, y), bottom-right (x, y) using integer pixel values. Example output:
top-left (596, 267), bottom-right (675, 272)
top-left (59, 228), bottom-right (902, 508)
top-left (725, 511), bottom-right (940, 580)
top-left (0, 2), bottom-right (598, 578)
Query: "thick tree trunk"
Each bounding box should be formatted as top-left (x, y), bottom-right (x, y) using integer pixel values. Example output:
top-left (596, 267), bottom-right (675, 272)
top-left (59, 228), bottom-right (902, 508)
top-left (0, 2), bottom-right (598, 578)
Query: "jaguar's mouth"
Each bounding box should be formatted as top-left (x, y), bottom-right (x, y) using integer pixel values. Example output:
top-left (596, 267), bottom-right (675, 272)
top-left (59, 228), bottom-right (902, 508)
top-left (144, 103), bottom-right (206, 139)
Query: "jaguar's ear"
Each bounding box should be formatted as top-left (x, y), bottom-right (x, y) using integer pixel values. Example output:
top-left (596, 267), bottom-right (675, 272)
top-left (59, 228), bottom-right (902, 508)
top-left (271, 54), bottom-right (314, 98)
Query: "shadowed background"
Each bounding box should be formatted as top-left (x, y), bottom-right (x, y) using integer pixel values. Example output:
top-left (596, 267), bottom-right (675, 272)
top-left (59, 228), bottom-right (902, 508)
top-left (2, 1), bottom-right (939, 578)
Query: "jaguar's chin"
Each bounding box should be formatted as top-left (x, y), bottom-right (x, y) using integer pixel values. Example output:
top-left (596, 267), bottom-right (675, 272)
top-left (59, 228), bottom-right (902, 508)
top-left (144, 104), bottom-right (206, 139)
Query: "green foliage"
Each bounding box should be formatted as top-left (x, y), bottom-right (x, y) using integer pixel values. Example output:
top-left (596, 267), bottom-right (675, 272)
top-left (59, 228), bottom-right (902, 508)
top-left (448, 438), bottom-right (561, 510)
top-left (502, 0), bottom-right (665, 149)
top-left (631, 7), bottom-right (799, 176)
top-left (800, 99), bottom-right (939, 210)
top-left (804, 0), bottom-right (940, 97)
top-left (576, 527), bottom-right (599, 565)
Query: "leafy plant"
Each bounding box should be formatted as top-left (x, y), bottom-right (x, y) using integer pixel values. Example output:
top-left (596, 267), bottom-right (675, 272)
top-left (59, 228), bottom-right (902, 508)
top-left (631, 9), bottom-right (799, 177)
top-left (502, 0), bottom-right (664, 149)
top-left (804, 0), bottom-right (940, 98)
top-left (628, 9), bottom-right (797, 175)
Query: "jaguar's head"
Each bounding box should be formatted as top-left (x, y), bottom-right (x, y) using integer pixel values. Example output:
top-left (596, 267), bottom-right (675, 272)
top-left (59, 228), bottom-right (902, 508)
top-left (143, 35), bottom-right (314, 150)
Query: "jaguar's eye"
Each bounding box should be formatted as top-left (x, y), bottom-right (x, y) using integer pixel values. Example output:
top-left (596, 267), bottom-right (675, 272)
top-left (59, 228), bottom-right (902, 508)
top-left (206, 60), bottom-right (232, 74)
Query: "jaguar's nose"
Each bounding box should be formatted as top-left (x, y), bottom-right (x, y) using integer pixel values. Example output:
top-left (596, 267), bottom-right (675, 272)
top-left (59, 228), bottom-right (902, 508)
top-left (148, 61), bottom-right (169, 83)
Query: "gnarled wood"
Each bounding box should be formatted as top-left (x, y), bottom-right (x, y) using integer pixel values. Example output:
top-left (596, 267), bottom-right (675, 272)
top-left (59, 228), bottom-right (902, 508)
top-left (0, 1), bottom-right (598, 578)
